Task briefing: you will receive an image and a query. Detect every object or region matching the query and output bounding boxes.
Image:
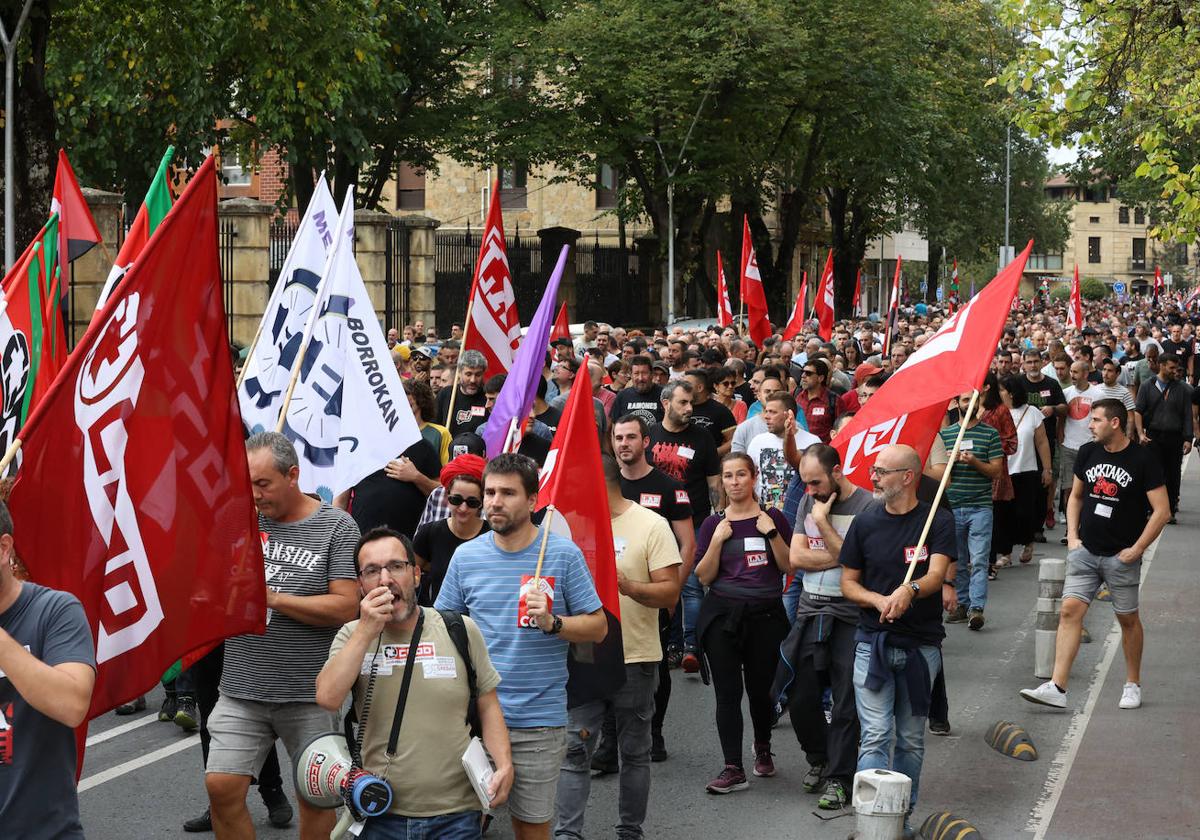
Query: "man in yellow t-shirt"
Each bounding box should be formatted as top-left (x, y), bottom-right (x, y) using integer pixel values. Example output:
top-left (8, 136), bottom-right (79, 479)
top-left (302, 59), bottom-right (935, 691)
top-left (554, 454), bottom-right (681, 839)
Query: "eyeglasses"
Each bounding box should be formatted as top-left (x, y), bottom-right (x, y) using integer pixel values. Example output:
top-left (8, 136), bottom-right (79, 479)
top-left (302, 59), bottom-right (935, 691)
top-left (802, 370), bottom-right (817, 377)
top-left (718, 380), bottom-right (735, 387)
top-left (359, 560), bottom-right (416, 580)
top-left (868, 465), bottom-right (910, 477)
top-left (447, 494), bottom-right (483, 509)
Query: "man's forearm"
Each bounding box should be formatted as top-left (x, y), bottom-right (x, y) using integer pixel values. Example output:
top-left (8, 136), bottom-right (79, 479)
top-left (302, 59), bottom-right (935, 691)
top-left (271, 591), bottom-right (358, 626)
top-left (559, 610), bottom-right (608, 643)
top-left (790, 545), bottom-right (838, 572)
top-left (623, 578), bottom-right (681, 609)
top-left (315, 627), bottom-right (375, 711)
top-left (478, 691), bottom-right (511, 772)
top-left (0, 630), bottom-right (93, 727)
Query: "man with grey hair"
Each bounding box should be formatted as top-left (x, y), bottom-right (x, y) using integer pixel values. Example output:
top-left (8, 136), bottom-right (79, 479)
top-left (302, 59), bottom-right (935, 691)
top-left (205, 432), bottom-right (361, 840)
top-left (437, 348), bottom-right (489, 436)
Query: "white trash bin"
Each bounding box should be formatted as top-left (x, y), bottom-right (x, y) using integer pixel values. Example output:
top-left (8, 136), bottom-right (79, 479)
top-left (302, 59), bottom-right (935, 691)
top-left (852, 768), bottom-right (911, 840)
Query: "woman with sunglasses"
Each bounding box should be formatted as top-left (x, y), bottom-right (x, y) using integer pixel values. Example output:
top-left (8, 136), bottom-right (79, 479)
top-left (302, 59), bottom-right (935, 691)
top-left (712, 365), bottom-right (748, 424)
top-left (694, 453), bottom-right (793, 794)
top-left (412, 468), bottom-right (488, 606)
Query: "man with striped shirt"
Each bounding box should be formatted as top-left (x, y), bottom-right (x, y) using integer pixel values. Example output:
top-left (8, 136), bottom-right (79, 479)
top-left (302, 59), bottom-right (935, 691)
top-left (436, 453), bottom-right (607, 840)
top-left (205, 432), bottom-right (361, 840)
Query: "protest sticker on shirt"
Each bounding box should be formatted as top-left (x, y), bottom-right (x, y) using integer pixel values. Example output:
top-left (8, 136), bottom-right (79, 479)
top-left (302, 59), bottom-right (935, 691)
top-left (904, 545), bottom-right (929, 565)
top-left (639, 493), bottom-right (662, 508)
top-left (678, 446), bottom-right (696, 460)
top-left (812, 406), bottom-right (826, 416)
top-left (517, 575), bottom-right (556, 628)
top-left (746, 552), bottom-right (769, 567)
top-left (675, 489), bottom-right (690, 505)
top-left (807, 536), bottom-right (827, 551)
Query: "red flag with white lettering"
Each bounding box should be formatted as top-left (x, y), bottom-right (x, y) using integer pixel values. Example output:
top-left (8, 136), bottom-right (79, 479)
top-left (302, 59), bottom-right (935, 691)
top-left (834, 241), bottom-right (1033, 490)
top-left (536, 363), bottom-right (623, 705)
top-left (464, 182), bottom-right (521, 377)
top-left (1067, 264), bottom-right (1083, 330)
top-left (814, 250), bottom-right (835, 341)
top-left (740, 217), bottom-right (771, 346)
top-left (8, 158), bottom-right (266, 738)
top-left (782, 271), bottom-right (808, 341)
top-left (715, 251), bottom-right (733, 328)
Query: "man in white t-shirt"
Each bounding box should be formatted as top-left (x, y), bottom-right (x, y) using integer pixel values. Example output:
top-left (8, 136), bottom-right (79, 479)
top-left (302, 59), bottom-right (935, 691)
top-left (1059, 360), bottom-right (1104, 541)
top-left (746, 393), bottom-right (821, 509)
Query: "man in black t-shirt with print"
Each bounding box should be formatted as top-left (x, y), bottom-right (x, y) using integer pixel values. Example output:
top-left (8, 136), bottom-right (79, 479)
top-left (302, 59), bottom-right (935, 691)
top-left (839, 444), bottom-right (954, 831)
top-left (1021, 399), bottom-right (1169, 713)
top-left (610, 355), bottom-right (664, 428)
top-left (647, 380), bottom-right (721, 667)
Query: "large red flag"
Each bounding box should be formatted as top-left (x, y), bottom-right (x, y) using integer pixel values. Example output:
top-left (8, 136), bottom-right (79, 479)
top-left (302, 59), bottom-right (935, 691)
top-left (782, 272), bottom-right (808, 341)
top-left (715, 250), bottom-right (733, 328)
top-left (813, 250), bottom-right (835, 341)
top-left (834, 242), bottom-right (1033, 490)
top-left (1067, 264), bottom-right (1083, 330)
top-left (536, 363), bottom-right (623, 705)
top-left (8, 158), bottom-right (266, 740)
top-left (464, 181), bottom-right (521, 377)
top-left (550, 301), bottom-right (571, 343)
top-left (51, 149), bottom-right (102, 296)
top-left (740, 217), bottom-right (771, 346)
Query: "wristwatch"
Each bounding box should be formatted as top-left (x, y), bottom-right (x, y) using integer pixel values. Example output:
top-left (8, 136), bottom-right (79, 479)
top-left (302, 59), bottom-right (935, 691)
top-left (763, 528), bottom-right (780, 541)
top-left (542, 615), bottom-right (564, 636)
top-left (908, 581), bottom-right (921, 596)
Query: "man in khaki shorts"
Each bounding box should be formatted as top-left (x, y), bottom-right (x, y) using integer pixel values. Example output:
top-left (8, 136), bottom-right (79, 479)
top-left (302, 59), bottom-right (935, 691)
top-left (1020, 400), bottom-right (1169, 712)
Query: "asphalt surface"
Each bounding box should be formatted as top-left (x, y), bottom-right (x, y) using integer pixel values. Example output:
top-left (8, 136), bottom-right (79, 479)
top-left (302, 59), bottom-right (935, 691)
top-left (79, 464), bottom-right (1200, 840)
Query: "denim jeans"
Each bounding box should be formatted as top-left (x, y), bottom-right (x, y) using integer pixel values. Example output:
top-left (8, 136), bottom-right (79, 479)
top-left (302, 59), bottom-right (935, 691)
top-left (852, 641), bottom-right (941, 815)
top-left (555, 663), bottom-right (658, 840)
top-left (782, 574), bottom-right (803, 626)
top-left (361, 811), bottom-right (483, 840)
top-left (681, 572), bottom-right (704, 649)
top-left (952, 505), bottom-right (992, 612)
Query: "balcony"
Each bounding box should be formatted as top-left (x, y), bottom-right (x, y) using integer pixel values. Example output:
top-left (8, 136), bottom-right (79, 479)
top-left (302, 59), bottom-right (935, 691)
top-left (1026, 253), bottom-right (1064, 271)
top-left (1128, 258), bottom-right (1149, 272)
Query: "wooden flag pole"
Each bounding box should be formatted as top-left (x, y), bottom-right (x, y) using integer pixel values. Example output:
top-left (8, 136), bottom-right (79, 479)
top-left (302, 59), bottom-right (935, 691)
top-left (501, 416), bottom-right (520, 454)
top-left (532, 505), bottom-right (556, 584)
top-left (902, 388), bottom-right (979, 586)
top-left (0, 438), bottom-right (22, 478)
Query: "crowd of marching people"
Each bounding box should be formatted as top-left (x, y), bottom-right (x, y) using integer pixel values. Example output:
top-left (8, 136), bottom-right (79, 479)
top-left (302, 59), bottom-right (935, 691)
top-left (4, 282), bottom-right (1185, 840)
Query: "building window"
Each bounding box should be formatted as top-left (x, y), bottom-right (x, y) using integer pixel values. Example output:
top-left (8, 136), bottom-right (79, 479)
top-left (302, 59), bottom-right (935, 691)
top-left (596, 163), bottom-right (620, 209)
top-left (499, 162), bottom-right (528, 209)
top-left (1131, 237), bottom-right (1146, 270)
top-left (396, 163), bottom-right (425, 211)
top-left (1118, 206), bottom-right (1129, 224)
top-left (1088, 237), bottom-right (1102, 264)
top-left (219, 147), bottom-right (252, 187)
top-left (1134, 207), bottom-right (1146, 225)
top-left (1089, 216), bottom-right (1101, 224)
top-left (1085, 184), bottom-right (1108, 202)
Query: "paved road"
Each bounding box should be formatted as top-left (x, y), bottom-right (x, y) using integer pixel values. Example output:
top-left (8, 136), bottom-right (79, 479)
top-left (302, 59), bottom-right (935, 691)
top-left (79, 466), bottom-right (1200, 839)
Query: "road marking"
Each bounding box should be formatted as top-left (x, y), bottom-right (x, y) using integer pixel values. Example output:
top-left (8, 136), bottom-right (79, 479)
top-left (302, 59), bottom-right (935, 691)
top-left (85, 713), bottom-right (159, 747)
top-left (1025, 541), bottom-right (1159, 837)
top-left (78, 738), bottom-right (198, 793)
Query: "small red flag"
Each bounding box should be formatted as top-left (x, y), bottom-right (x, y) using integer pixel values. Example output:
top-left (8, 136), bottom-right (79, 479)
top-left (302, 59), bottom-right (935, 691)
top-left (782, 271), bottom-right (808, 341)
top-left (464, 181), bottom-right (521, 377)
top-left (550, 301), bottom-right (571, 344)
top-left (740, 217), bottom-right (771, 346)
top-left (51, 150), bottom-right (102, 296)
top-left (8, 158), bottom-right (266, 770)
top-left (814, 250), bottom-right (835, 341)
top-left (883, 256), bottom-right (903, 356)
top-left (1067, 264), bottom-right (1083, 330)
top-left (715, 251), bottom-right (733, 328)
top-left (1154, 264), bottom-right (1163, 298)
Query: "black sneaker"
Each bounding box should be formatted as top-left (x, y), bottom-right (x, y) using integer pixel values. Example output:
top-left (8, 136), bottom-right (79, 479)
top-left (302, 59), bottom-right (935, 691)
top-left (802, 762), bottom-right (827, 793)
top-left (260, 786), bottom-right (293, 828)
top-left (158, 693), bottom-right (177, 722)
top-left (818, 778), bottom-right (848, 810)
top-left (174, 695), bottom-right (199, 732)
top-left (929, 718), bottom-right (952, 736)
top-left (650, 733), bottom-right (667, 762)
top-left (182, 809), bottom-right (212, 833)
top-left (666, 645), bottom-right (683, 670)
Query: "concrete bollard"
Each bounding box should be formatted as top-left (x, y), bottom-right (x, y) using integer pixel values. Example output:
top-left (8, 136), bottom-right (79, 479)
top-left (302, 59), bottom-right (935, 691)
top-left (1035, 559), bottom-right (1066, 679)
top-left (852, 769), bottom-right (911, 840)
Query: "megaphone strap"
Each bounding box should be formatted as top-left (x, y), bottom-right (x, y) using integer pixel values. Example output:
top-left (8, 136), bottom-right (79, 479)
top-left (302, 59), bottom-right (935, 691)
top-left (386, 608), bottom-right (427, 758)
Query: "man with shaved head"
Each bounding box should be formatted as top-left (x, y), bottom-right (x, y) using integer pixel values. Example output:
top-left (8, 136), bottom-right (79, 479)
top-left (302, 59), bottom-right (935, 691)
top-left (838, 445), bottom-right (956, 833)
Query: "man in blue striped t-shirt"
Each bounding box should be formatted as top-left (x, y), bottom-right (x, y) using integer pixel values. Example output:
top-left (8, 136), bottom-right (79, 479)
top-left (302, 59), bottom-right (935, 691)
top-left (436, 453), bottom-right (606, 840)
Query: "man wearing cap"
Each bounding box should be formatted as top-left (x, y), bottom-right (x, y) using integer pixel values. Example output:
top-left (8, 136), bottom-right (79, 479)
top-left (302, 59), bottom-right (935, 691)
top-left (410, 344), bottom-right (435, 384)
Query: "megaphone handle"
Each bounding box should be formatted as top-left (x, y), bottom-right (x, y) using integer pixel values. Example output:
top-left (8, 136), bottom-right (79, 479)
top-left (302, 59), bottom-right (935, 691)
top-left (330, 808), bottom-right (356, 840)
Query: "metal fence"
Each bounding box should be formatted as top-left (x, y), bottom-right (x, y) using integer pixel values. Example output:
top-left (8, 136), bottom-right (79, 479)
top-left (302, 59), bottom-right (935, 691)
top-left (575, 239), bottom-right (642, 325)
top-left (384, 219), bottom-right (412, 330)
top-left (269, 219), bottom-right (298, 292)
top-left (434, 229), bottom-right (541, 328)
top-left (219, 219), bottom-right (237, 339)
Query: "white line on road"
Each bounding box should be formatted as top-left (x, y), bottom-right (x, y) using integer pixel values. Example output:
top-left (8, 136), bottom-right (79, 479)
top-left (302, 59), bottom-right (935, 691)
top-left (78, 738), bottom-right (198, 793)
top-left (85, 713), bottom-right (159, 747)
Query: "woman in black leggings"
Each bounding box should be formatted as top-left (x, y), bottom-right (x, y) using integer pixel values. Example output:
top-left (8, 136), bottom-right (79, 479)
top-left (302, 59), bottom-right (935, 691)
top-left (695, 452), bottom-right (793, 794)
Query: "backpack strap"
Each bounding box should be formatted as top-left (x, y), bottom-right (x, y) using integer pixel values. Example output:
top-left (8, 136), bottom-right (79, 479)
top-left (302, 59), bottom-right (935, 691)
top-left (437, 609), bottom-right (482, 738)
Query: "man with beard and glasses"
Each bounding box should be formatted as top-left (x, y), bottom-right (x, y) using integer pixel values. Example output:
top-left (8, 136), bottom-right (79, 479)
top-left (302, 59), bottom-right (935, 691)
top-left (317, 527), bottom-right (513, 839)
top-left (436, 453), bottom-right (607, 840)
top-left (839, 445), bottom-right (955, 837)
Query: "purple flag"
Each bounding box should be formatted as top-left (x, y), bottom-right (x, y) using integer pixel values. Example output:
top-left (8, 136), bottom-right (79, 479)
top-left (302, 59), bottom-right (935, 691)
top-left (481, 245), bottom-right (570, 458)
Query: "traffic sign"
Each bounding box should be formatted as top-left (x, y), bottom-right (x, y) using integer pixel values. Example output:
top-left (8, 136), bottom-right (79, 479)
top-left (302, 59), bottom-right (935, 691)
top-left (1113, 282), bottom-right (1126, 295)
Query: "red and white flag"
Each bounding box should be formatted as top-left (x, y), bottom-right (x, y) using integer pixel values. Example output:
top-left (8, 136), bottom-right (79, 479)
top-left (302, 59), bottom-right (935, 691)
top-left (740, 217), bottom-right (771, 345)
top-left (883, 255), bottom-right (902, 356)
top-left (464, 182), bottom-right (521, 377)
top-left (715, 250), bottom-right (733, 328)
top-left (1067, 264), bottom-right (1083, 330)
top-left (813, 250), bottom-right (835, 341)
top-left (834, 242), bottom-right (1033, 490)
top-left (8, 157), bottom-right (267, 743)
top-left (51, 149), bottom-right (102, 296)
top-left (537, 363), bottom-right (623, 706)
top-left (852, 267), bottom-right (862, 315)
top-left (1154, 264), bottom-right (1164, 299)
top-left (782, 272), bottom-right (808, 341)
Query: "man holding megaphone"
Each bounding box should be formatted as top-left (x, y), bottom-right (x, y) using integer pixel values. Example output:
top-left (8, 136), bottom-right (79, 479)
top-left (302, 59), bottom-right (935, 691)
top-left (317, 526), bottom-right (513, 839)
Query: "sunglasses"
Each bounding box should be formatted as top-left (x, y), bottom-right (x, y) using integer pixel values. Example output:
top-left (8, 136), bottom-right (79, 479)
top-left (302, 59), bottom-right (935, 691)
top-left (447, 494), bottom-right (483, 509)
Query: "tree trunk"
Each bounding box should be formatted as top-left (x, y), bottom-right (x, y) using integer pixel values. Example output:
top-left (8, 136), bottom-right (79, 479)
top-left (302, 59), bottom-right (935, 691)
top-left (925, 244), bottom-right (943, 304)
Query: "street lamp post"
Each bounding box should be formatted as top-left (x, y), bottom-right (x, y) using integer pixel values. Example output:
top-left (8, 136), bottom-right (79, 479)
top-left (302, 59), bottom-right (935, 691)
top-left (0, 0), bottom-right (35, 271)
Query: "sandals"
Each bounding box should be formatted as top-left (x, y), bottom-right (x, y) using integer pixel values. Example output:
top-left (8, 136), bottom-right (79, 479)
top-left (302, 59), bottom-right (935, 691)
top-left (995, 554), bottom-right (1013, 568)
top-left (1020, 544), bottom-right (1034, 564)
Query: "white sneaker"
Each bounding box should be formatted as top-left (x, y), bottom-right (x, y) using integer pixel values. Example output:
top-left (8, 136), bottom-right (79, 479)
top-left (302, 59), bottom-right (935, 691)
top-left (1019, 680), bottom-right (1067, 709)
top-left (1119, 682), bottom-right (1142, 709)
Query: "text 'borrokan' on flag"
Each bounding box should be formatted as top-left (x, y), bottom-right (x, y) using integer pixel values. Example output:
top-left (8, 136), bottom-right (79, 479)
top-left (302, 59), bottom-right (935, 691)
top-left (6, 157), bottom-right (267, 738)
top-left (277, 187), bottom-right (422, 502)
top-left (238, 177), bottom-right (338, 437)
top-left (833, 241), bottom-right (1033, 491)
top-left (536, 362), bottom-right (624, 706)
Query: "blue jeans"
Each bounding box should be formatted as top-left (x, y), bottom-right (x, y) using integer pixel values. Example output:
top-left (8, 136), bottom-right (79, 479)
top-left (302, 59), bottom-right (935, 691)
top-left (555, 663), bottom-right (658, 840)
top-left (952, 505), bottom-right (992, 612)
top-left (782, 574), bottom-right (803, 626)
top-left (361, 811), bottom-right (483, 840)
top-left (681, 572), bottom-right (704, 649)
top-left (852, 641), bottom-right (941, 815)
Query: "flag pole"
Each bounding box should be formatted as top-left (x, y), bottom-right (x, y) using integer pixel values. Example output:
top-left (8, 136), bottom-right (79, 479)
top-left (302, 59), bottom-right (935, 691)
top-left (273, 338), bottom-right (311, 434)
top-left (445, 306), bottom-right (475, 432)
top-left (532, 504), bottom-right (556, 583)
top-left (0, 438), bottom-right (22, 478)
top-left (902, 388), bottom-right (980, 586)
top-left (502, 416), bottom-right (519, 453)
